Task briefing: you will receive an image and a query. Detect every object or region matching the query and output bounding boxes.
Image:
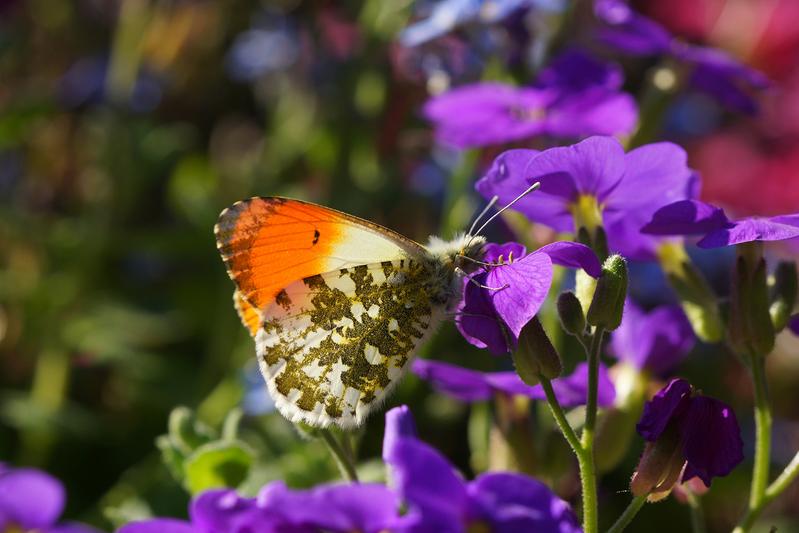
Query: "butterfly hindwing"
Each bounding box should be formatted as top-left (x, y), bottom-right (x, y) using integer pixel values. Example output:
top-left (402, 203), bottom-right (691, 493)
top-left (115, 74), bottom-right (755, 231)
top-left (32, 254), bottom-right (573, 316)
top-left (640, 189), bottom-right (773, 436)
top-left (255, 259), bottom-right (441, 428)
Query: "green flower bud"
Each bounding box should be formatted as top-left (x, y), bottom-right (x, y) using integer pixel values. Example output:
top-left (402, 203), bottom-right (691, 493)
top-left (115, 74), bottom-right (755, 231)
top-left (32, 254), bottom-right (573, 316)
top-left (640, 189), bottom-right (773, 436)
top-left (729, 245), bottom-right (775, 357)
top-left (587, 254), bottom-right (628, 331)
top-left (513, 317), bottom-right (562, 383)
top-left (770, 261), bottom-right (797, 332)
top-left (557, 291), bottom-right (586, 337)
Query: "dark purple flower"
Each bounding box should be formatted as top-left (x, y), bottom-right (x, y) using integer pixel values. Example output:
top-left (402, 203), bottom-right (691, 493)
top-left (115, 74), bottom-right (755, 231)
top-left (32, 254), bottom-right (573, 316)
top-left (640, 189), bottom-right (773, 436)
top-left (423, 51), bottom-right (637, 148)
top-left (383, 406), bottom-right (581, 533)
top-left (594, 0), bottom-right (769, 113)
top-left (608, 300), bottom-right (695, 376)
top-left (790, 315), bottom-right (799, 336)
top-left (412, 359), bottom-right (616, 407)
top-left (477, 136), bottom-right (698, 260)
top-left (642, 199), bottom-right (799, 248)
top-left (399, 0), bottom-right (565, 47)
top-left (0, 465), bottom-right (101, 533)
top-left (456, 241), bottom-right (600, 354)
top-left (632, 379), bottom-right (743, 496)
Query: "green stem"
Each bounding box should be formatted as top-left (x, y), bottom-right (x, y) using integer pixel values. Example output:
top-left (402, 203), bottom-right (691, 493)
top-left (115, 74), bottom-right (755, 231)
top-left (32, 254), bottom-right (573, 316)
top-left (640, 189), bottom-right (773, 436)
top-left (685, 491), bottom-right (706, 533)
top-left (320, 429), bottom-right (359, 483)
top-left (606, 494), bottom-right (647, 533)
top-left (540, 378), bottom-right (582, 454)
top-left (734, 450), bottom-right (799, 532)
top-left (581, 326), bottom-right (605, 533)
top-left (749, 356), bottom-right (772, 510)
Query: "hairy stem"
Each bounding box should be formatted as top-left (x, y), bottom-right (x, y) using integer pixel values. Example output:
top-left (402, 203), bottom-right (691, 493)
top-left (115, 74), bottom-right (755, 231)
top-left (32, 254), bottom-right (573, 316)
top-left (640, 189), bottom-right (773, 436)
top-left (606, 494), bottom-right (647, 533)
top-left (320, 429), bottom-right (359, 483)
top-left (749, 356), bottom-right (772, 509)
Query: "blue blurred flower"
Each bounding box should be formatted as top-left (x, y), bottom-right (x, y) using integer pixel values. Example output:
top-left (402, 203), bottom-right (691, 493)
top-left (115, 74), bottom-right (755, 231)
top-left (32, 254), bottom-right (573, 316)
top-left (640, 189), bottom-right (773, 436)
top-left (424, 50), bottom-right (637, 148)
top-left (476, 136), bottom-right (699, 260)
top-left (413, 358), bottom-right (616, 407)
top-left (241, 363), bottom-right (276, 416)
top-left (383, 406), bottom-right (582, 533)
top-left (400, 0), bottom-right (566, 47)
top-left (0, 464), bottom-right (102, 533)
top-left (58, 57), bottom-right (163, 113)
top-left (594, 0), bottom-right (769, 113)
top-left (226, 12), bottom-right (300, 82)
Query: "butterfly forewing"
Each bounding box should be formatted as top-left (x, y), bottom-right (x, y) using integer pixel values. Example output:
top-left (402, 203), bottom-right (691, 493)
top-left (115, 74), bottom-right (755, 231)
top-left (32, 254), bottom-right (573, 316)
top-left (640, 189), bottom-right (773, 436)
top-left (256, 260), bottom-right (440, 428)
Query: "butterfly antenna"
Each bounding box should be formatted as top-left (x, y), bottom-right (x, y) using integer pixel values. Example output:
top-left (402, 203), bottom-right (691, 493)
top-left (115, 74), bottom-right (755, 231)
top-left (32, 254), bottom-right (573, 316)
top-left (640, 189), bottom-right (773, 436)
top-left (471, 181), bottom-right (541, 238)
top-left (468, 195), bottom-right (500, 236)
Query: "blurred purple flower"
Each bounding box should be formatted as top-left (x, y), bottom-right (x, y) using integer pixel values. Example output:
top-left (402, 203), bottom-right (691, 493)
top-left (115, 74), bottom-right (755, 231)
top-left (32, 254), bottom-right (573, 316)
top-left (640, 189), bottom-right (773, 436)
top-left (476, 136), bottom-right (698, 260)
top-left (383, 406), bottom-right (581, 533)
top-left (0, 465), bottom-right (101, 533)
top-left (608, 300), bottom-right (695, 376)
top-left (633, 378), bottom-right (743, 491)
top-left (226, 12), bottom-right (300, 82)
top-left (456, 241), bottom-right (600, 354)
top-left (642, 199), bottom-right (799, 248)
top-left (412, 359), bottom-right (616, 407)
top-left (594, 0), bottom-right (769, 113)
top-left (119, 482), bottom-right (399, 533)
top-left (789, 315), bottom-right (799, 336)
top-left (58, 57), bottom-right (162, 113)
top-left (424, 50), bottom-right (637, 148)
top-left (399, 0), bottom-right (565, 47)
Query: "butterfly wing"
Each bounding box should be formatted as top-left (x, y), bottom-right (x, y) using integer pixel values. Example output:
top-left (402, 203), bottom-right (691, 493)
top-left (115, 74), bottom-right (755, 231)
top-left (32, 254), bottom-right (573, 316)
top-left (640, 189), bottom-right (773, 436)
top-left (257, 259), bottom-right (441, 428)
top-left (215, 197), bottom-right (443, 427)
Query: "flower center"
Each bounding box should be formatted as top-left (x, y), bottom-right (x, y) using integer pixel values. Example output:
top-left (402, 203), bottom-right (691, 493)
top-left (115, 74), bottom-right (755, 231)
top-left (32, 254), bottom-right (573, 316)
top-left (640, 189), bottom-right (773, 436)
top-left (467, 520), bottom-right (492, 533)
top-left (510, 105), bottom-right (546, 122)
top-left (570, 194), bottom-right (603, 233)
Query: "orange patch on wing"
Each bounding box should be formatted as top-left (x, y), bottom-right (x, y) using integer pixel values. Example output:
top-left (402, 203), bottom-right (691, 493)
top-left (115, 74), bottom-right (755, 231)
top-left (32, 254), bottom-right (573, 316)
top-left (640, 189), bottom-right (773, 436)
top-left (216, 198), bottom-right (342, 312)
top-left (233, 290), bottom-right (261, 337)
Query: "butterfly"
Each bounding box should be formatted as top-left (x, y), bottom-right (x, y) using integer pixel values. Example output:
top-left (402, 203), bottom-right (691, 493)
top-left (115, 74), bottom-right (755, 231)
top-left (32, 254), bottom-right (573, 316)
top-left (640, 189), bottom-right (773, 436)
top-left (215, 197), bottom-right (487, 429)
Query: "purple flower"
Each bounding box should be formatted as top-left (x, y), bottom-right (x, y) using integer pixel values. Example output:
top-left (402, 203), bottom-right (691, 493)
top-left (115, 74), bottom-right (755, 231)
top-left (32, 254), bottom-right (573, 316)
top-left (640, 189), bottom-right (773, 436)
top-left (631, 379), bottom-right (743, 497)
top-left (423, 51), bottom-right (637, 148)
top-left (383, 406), bottom-right (581, 533)
top-left (790, 315), bottom-right (799, 336)
top-left (119, 482), bottom-right (400, 533)
top-left (476, 136), bottom-right (698, 260)
top-left (608, 300), bottom-right (695, 376)
top-left (58, 57), bottom-right (162, 113)
top-left (456, 241), bottom-right (600, 354)
top-left (0, 465), bottom-right (101, 533)
top-left (642, 199), bottom-right (799, 248)
top-left (412, 359), bottom-right (616, 407)
top-left (594, 0), bottom-right (769, 113)
top-left (399, 0), bottom-right (565, 47)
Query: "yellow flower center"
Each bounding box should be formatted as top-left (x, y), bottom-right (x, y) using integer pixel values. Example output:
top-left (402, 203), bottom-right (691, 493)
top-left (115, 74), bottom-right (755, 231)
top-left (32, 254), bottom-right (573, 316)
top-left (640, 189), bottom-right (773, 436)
top-left (570, 194), bottom-right (603, 234)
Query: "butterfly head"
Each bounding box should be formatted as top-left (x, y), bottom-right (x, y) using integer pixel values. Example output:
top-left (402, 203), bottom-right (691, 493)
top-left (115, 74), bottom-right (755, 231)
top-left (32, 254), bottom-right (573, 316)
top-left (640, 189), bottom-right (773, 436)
top-left (425, 232), bottom-right (486, 273)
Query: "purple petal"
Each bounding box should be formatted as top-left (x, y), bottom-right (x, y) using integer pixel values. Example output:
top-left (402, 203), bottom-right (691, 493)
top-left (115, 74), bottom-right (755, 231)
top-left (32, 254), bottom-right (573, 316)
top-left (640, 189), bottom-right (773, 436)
top-left (50, 524), bottom-right (105, 533)
top-left (482, 242), bottom-right (526, 264)
top-left (771, 214), bottom-right (799, 227)
top-left (262, 482), bottom-right (399, 533)
top-left (383, 405), bottom-right (418, 463)
top-left (789, 314), bottom-right (799, 336)
top-left (456, 273), bottom-right (510, 355)
top-left (524, 136), bottom-right (627, 205)
top-left (532, 362), bottom-right (615, 408)
top-left (0, 468), bottom-right (65, 529)
top-left (411, 359), bottom-right (493, 402)
top-left (476, 150), bottom-right (573, 233)
top-left (482, 372), bottom-right (539, 397)
top-left (681, 396), bottom-right (744, 486)
top-left (641, 200), bottom-right (730, 236)
top-left (116, 519), bottom-right (195, 533)
top-left (544, 88), bottom-right (638, 138)
top-left (594, 0), bottom-right (673, 55)
top-left (190, 489), bottom-right (262, 533)
top-left (698, 217), bottom-right (799, 248)
top-left (387, 439), bottom-right (468, 522)
top-left (609, 301), bottom-right (695, 376)
top-left (423, 83), bottom-right (551, 148)
top-left (486, 251), bottom-right (553, 340)
top-left (636, 378), bottom-right (692, 441)
top-left (468, 473), bottom-right (581, 533)
top-left (535, 241), bottom-right (601, 278)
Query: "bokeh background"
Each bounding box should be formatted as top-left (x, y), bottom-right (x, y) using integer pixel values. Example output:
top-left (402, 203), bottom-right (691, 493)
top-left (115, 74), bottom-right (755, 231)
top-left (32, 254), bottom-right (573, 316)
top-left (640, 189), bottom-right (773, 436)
top-left (1, 0), bottom-right (798, 531)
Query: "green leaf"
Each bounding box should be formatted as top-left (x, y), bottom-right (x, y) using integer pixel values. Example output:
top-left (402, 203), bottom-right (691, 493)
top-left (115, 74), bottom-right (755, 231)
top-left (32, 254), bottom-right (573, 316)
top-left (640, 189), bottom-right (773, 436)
top-left (183, 440), bottom-right (254, 494)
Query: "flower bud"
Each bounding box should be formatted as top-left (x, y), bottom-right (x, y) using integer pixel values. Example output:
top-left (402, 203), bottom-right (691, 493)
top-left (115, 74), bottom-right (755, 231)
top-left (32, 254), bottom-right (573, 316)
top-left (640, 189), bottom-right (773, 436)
top-left (513, 317), bottom-right (562, 383)
top-left (587, 254), bottom-right (628, 331)
top-left (729, 250), bottom-right (775, 357)
top-left (657, 242), bottom-right (723, 343)
top-left (770, 261), bottom-right (797, 332)
top-left (557, 291), bottom-right (586, 337)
